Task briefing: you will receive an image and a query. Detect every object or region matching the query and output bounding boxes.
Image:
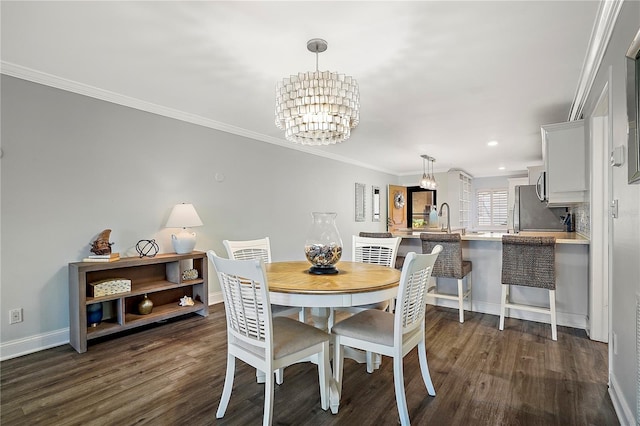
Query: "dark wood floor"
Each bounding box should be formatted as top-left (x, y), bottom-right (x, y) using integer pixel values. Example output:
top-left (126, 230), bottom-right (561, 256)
top-left (1, 304), bottom-right (618, 425)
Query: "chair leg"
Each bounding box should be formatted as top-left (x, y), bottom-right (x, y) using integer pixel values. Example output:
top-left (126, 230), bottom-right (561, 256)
top-left (275, 368), bottom-right (284, 385)
top-left (298, 307), bottom-right (307, 323)
top-left (499, 284), bottom-right (508, 331)
top-left (331, 337), bottom-right (344, 414)
top-left (467, 273), bottom-right (472, 312)
top-left (318, 341), bottom-right (330, 410)
top-left (392, 354), bottom-right (410, 426)
top-left (457, 278), bottom-right (464, 323)
top-left (366, 351), bottom-right (374, 373)
top-left (417, 339), bottom-right (436, 396)
top-left (549, 289), bottom-right (557, 341)
top-left (216, 353), bottom-right (236, 418)
top-left (256, 369), bottom-right (266, 383)
top-left (263, 370), bottom-right (274, 426)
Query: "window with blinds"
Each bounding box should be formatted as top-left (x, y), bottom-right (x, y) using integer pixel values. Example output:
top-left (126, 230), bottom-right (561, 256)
top-left (476, 189), bottom-right (508, 228)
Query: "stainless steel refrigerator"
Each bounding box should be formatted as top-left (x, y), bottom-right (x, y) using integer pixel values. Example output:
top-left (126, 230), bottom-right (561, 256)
top-left (514, 185), bottom-right (566, 232)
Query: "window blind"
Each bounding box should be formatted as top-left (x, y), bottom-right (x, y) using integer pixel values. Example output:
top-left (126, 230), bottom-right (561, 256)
top-left (477, 189), bottom-right (508, 227)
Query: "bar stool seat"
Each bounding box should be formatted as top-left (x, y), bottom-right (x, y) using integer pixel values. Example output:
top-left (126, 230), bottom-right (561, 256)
top-left (499, 235), bottom-right (557, 341)
top-left (420, 233), bottom-right (472, 323)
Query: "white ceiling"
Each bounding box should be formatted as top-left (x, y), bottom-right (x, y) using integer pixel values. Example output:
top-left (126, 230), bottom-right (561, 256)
top-left (1, 1), bottom-right (599, 177)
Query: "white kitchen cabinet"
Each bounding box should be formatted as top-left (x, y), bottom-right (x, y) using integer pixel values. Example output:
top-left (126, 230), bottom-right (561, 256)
top-left (541, 119), bottom-right (587, 206)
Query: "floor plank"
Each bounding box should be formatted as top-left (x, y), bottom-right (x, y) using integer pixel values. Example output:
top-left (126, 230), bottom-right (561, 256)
top-left (1, 305), bottom-right (618, 425)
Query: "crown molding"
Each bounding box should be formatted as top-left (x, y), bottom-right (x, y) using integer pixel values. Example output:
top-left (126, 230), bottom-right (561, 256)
top-left (569, 0), bottom-right (624, 121)
top-left (0, 61), bottom-right (397, 175)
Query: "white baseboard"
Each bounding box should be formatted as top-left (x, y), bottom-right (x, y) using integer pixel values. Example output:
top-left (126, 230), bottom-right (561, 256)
top-left (0, 328), bottom-right (69, 361)
top-left (609, 373), bottom-right (635, 425)
top-left (1, 291), bottom-right (224, 361)
top-left (209, 290), bottom-right (223, 305)
top-left (428, 298), bottom-right (587, 330)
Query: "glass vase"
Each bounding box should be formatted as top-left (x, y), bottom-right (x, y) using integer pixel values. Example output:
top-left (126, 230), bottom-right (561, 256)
top-left (304, 212), bottom-right (343, 274)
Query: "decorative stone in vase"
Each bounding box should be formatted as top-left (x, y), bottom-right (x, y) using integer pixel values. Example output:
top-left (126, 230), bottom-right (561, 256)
top-left (304, 212), bottom-right (343, 275)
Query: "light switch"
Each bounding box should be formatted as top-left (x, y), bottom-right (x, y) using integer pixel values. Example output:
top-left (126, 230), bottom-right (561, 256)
top-left (610, 146), bottom-right (624, 167)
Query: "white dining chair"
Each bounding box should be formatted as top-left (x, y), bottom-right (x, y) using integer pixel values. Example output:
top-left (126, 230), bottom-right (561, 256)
top-left (331, 235), bottom-right (401, 372)
top-left (331, 246), bottom-right (442, 425)
top-left (207, 251), bottom-right (331, 426)
top-left (223, 237), bottom-right (306, 384)
top-left (223, 238), bottom-right (306, 322)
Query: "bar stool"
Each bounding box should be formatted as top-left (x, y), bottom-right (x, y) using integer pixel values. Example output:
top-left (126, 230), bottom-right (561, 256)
top-left (420, 233), bottom-right (472, 323)
top-left (499, 235), bottom-right (557, 341)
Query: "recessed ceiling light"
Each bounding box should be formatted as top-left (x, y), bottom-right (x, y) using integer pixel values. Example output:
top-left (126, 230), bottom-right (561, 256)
top-left (488, 140), bottom-right (499, 147)
top-left (498, 166), bottom-right (506, 170)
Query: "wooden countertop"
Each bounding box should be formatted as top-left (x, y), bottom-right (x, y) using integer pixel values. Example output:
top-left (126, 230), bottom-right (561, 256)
top-left (392, 230), bottom-right (589, 245)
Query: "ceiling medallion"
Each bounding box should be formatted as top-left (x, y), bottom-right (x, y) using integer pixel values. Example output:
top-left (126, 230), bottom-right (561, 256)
top-left (275, 38), bottom-right (360, 146)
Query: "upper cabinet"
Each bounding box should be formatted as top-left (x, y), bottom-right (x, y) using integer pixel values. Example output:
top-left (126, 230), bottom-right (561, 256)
top-left (541, 119), bottom-right (587, 206)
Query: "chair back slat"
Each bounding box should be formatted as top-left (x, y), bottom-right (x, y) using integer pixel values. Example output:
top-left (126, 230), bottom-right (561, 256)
top-left (395, 246), bottom-right (442, 338)
top-left (419, 233), bottom-right (463, 278)
top-left (223, 237), bottom-right (272, 263)
top-left (207, 251), bottom-right (272, 350)
top-left (352, 235), bottom-right (401, 268)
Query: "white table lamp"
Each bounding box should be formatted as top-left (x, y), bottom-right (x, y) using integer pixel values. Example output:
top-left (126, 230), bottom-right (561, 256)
top-left (165, 203), bottom-right (203, 254)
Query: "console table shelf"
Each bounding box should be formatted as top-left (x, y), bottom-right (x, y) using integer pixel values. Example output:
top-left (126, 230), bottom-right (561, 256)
top-left (69, 251), bottom-right (208, 353)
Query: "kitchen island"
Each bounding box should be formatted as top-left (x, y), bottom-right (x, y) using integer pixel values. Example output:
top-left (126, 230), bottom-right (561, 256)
top-left (393, 230), bottom-right (590, 331)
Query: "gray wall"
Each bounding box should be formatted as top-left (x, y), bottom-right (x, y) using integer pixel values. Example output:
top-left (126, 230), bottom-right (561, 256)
top-left (0, 75), bottom-right (396, 357)
top-left (582, 2), bottom-right (640, 422)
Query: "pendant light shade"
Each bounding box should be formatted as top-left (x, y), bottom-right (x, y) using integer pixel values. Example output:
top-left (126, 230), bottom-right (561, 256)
top-left (275, 38), bottom-right (360, 146)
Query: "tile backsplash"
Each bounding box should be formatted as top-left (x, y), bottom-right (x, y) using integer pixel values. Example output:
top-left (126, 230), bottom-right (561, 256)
top-left (572, 202), bottom-right (590, 237)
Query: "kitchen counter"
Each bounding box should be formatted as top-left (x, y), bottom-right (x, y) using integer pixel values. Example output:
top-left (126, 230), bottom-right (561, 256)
top-left (393, 229), bottom-right (590, 331)
top-left (392, 230), bottom-right (589, 245)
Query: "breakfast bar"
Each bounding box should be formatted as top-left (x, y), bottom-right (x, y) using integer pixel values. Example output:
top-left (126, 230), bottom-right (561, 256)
top-left (393, 231), bottom-right (590, 331)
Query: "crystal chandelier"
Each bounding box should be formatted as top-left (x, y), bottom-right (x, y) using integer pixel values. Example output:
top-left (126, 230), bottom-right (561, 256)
top-left (419, 155), bottom-right (438, 189)
top-left (275, 38), bottom-right (360, 146)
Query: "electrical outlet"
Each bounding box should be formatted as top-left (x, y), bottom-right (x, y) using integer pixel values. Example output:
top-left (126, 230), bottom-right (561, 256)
top-left (9, 308), bottom-right (23, 324)
top-left (613, 331), bottom-right (618, 355)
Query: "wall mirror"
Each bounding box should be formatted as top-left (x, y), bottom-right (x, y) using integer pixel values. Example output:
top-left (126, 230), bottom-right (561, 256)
top-left (355, 182), bottom-right (366, 222)
top-left (626, 28), bottom-right (640, 184)
top-left (372, 186), bottom-right (381, 222)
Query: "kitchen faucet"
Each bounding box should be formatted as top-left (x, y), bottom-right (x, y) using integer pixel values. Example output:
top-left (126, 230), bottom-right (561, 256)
top-left (438, 202), bottom-right (451, 234)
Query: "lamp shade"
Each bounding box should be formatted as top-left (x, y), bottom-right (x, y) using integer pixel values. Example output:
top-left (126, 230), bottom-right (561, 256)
top-left (165, 203), bottom-right (203, 229)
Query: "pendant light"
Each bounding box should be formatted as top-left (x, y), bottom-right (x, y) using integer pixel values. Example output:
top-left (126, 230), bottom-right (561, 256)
top-left (419, 155), bottom-right (437, 189)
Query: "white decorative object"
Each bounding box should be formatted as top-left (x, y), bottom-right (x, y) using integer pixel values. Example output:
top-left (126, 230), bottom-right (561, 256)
top-left (165, 203), bottom-right (203, 254)
top-left (179, 296), bottom-right (195, 307)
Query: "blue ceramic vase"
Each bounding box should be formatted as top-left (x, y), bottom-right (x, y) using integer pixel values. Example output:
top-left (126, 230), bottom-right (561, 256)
top-left (87, 303), bottom-right (103, 327)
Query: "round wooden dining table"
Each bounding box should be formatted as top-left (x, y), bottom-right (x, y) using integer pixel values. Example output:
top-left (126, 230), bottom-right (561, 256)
top-left (265, 260), bottom-right (401, 414)
top-left (265, 260), bottom-right (401, 331)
